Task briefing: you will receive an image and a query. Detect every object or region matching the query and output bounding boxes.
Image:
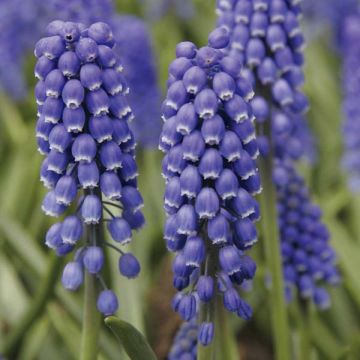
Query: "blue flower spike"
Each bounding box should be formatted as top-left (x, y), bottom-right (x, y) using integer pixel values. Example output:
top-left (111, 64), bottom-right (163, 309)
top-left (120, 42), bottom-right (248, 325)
top-left (36, 20), bottom-right (144, 316)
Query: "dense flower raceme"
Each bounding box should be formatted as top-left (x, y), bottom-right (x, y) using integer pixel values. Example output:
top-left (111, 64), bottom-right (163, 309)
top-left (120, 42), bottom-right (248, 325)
top-left (340, 15), bottom-right (360, 192)
top-left (168, 319), bottom-right (198, 360)
top-left (111, 15), bottom-right (162, 147)
top-left (216, 0), bottom-right (338, 306)
top-left (160, 29), bottom-right (261, 346)
top-left (35, 20), bottom-right (145, 315)
top-left (272, 158), bottom-right (340, 309)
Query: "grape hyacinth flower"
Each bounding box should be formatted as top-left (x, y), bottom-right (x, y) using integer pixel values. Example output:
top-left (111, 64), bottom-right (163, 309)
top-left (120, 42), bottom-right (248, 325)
top-left (274, 159), bottom-right (340, 309)
top-left (36, 20), bottom-right (144, 315)
top-left (111, 15), bottom-right (162, 148)
top-left (216, 0), bottom-right (338, 308)
top-left (168, 319), bottom-right (198, 360)
top-left (341, 14), bottom-right (360, 192)
top-left (160, 29), bottom-right (261, 346)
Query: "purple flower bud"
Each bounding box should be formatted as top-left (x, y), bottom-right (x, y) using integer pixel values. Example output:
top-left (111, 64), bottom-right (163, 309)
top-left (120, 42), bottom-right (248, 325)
top-left (237, 298), bottom-right (252, 320)
top-left (231, 24), bottom-right (250, 51)
top-left (313, 288), bottom-right (331, 310)
top-left (72, 134), bottom-right (97, 163)
top-left (35, 56), bottom-right (56, 81)
top-left (201, 115), bottom-right (225, 145)
top-left (165, 177), bottom-right (183, 209)
top-left (224, 288), bottom-right (241, 312)
top-left (62, 107), bottom-right (85, 133)
top-left (58, 51), bottom-right (81, 78)
top-left (196, 46), bottom-right (221, 68)
top-left (177, 294), bottom-right (197, 321)
top-left (99, 141), bottom-right (122, 170)
top-left (220, 131), bottom-right (242, 161)
top-left (169, 58), bottom-right (193, 80)
top-left (48, 124), bottom-right (72, 152)
top-left (176, 205), bottom-right (198, 235)
top-left (83, 246), bottom-right (104, 274)
top-left (108, 217), bottom-right (132, 244)
top-left (80, 63), bottom-right (102, 91)
top-left (97, 290), bottom-right (119, 316)
top-left (167, 145), bottom-right (186, 174)
top-left (298, 275), bottom-right (314, 298)
top-left (45, 223), bottom-right (63, 249)
top-left (42, 190), bottom-right (66, 217)
top-left (42, 36), bottom-right (66, 60)
top-left (197, 276), bottom-right (214, 302)
top-left (102, 69), bottom-right (127, 96)
top-left (176, 41), bottom-right (197, 59)
top-left (43, 97), bottom-right (64, 124)
top-left (119, 253), bottom-right (140, 278)
top-left (81, 195), bottom-right (102, 224)
top-left (195, 188), bottom-right (220, 219)
top-left (215, 169), bottom-right (238, 200)
top-left (219, 246), bottom-right (242, 275)
top-left (86, 88), bottom-right (110, 116)
top-left (246, 38), bottom-right (266, 67)
top-left (182, 130), bottom-right (206, 162)
top-left (112, 119), bottom-right (131, 144)
top-left (45, 69), bottom-right (66, 98)
top-left (40, 158), bottom-right (61, 189)
top-left (100, 172), bottom-right (122, 200)
top-left (258, 57), bottom-right (277, 84)
top-left (180, 165), bottom-right (202, 198)
top-left (208, 27), bottom-right (230, 49)
top-left (76, 37), bottom-right (98, 62)
top-left (54, 175), bottom-right (77, 206)
top-left (61, 216), bottom-right (83, 245)
top-left (267, 24), bottom-right (286, 52)
top-left (121, 186), bottom-right (144, 213)
top-left (224, 94), bottom-right (249, 123)
top-left (199, 149), bottom-right (223, 179)
top-left (62, 262), bottom-right (83, 291)
top-left (88, 22), bottom-right (113, 45)
top-left (120, 154), bottom-right (138, 181)
top-left (62, 79), bottom-right (84, 109)
top-left (60, 22), bottom-right (81, 43)
top-left (183, 66), bottom-right (208, 95)
top-left (89, 115), bottom-right (113, 143)
top-left (233, 218), bottom-right (258, 249)
top-left (166, 81), bottom-right (188, 110)
top-left (109, 93), bottom-right (131, 118)
top-left (194, 89), bottom-right (219, 119)
top-left (176, 104), bottom-right (197, 135)
top-left (208, 213), bottom-right (230, 244)
top-left (198, 322), bottom-right (214, 346)
top-left (98, 45), bottom-right (117, 68)
top-left (213, 72), bottom-right (236, 101)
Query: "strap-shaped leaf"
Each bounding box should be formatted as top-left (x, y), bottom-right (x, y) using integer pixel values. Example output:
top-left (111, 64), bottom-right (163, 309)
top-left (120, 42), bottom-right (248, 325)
top-left (104, 316), bottom-right (157, 360)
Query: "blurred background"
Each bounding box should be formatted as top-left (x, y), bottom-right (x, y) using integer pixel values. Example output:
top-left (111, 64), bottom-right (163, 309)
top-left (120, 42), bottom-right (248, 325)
top-left (1, 0), bottom-right (360, 359)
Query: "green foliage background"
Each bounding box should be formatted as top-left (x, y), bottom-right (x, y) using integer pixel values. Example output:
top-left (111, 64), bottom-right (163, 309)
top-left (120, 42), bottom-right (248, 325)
top-left (1, 1), bottom-right (360, 359)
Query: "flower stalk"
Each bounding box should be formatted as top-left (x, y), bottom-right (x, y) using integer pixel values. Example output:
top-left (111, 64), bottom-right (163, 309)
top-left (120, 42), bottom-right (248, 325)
top-left (259, 122), bottom-right (291, 360)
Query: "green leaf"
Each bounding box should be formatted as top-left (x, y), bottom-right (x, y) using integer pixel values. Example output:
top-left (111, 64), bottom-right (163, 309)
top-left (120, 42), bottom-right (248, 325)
top-left (104, 316), bottom-right (157, 360)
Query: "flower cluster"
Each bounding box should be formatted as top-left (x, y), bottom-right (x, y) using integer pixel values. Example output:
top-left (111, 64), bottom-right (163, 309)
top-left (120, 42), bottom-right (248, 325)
top-left (111, 15), bottom-right (162, 148)
top-left (216, 0), bottom-right (339, 307)
top-left (35, 20), bottom-right (145, 315)
top-left (340, 14), bottom-right (360, 192)
top-left (273, 159), bottom-right (340, 309)
top-left (160, 28), bottom-right (261, 345)
top-left (168, 319), bottom-right (197, 360)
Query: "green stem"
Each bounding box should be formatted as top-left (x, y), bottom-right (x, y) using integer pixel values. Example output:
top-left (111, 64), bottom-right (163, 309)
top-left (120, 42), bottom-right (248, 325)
top-left (2, 254), bottom-right (63, 358)
top-left (79, 271), bottom-right (101, 360)
top-left (295, 302), bottom-right (312, 360)
top-left (259, 156), bottom-right (291, 360)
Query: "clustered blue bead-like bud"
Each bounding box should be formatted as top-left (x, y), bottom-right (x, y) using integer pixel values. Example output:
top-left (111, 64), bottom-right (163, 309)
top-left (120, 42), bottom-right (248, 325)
top-left (35, 20), bottom-right (144, 316)
top-left (274, 159), bottom-right (340, 309)
top-left (217, 0), bottom-right (339, 308)
top-left (160, 28), bottom-right (261, 346)
top-left (168, 319), bottom-right (198, 360)
top-left (340, 14), bottom-right (360, 192)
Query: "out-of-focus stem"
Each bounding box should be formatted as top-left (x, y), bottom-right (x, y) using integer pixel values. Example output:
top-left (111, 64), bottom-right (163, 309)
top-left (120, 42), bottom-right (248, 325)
top-left (259, 149), bottom-right (291, 360)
